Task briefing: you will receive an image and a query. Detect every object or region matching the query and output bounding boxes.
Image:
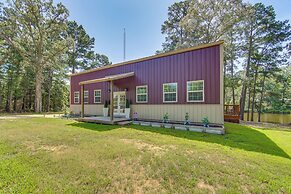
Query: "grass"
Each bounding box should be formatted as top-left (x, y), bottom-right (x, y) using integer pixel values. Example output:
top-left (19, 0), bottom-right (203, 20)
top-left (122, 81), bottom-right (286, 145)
top-left (0, 118), bottom-right (290, 193)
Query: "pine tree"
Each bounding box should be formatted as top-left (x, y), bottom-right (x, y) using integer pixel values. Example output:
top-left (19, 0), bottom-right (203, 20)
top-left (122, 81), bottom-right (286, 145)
top-left (0, 0), bottom-right (71, 112)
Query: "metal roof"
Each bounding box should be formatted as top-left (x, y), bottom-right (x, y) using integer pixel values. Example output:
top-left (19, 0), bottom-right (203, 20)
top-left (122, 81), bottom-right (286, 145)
top-left (70, 40), bottom-right (224, 77)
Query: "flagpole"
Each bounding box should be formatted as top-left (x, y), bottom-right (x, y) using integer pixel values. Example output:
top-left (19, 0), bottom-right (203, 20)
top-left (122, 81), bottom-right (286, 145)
top-left (123, 28), bottom-right (126, 61)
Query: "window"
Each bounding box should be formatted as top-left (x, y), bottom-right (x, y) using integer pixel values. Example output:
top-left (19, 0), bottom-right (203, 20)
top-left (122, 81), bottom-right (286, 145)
top-left (74, 91), bottom-right (80, 103)
top-left (136, 85), bottom-right (148, 103)
top-left (94, 90), bottom-right (101, 103)
top-left (187, 80), bottom-right (204, 102)
top-left (84, 90), bottom-right (89, 103)
top-left (163, 83), bottom-right (177, 102)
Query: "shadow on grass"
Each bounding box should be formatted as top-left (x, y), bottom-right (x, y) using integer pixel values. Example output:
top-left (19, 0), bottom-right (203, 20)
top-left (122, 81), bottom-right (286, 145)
top-left (68, 122), bottom-right (290, 159)
top-left (131, 123), bottom-right (290, 159)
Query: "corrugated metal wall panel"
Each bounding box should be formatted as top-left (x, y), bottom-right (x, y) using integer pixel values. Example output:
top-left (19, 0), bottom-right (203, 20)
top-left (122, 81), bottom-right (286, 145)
top-left (70, 45), bottom-right (221, 105)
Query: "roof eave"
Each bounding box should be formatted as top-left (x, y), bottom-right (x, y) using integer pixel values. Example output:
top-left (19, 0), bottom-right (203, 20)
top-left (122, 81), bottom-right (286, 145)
top-left (79, 72), bottom-right (135, 85)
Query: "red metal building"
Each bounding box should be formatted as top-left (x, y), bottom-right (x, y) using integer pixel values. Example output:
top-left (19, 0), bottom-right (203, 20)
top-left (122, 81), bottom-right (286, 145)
top-left (70, 41), bottom-right (224, 124)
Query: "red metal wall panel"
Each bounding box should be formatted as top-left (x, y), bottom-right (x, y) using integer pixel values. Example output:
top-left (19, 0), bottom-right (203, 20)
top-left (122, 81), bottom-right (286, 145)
top-left (70, 45), bottom-right (221, 105)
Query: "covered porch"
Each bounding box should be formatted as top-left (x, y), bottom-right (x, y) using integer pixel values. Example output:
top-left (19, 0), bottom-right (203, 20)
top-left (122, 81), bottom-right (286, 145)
top-left (78, 72), bottom-right (134, 124)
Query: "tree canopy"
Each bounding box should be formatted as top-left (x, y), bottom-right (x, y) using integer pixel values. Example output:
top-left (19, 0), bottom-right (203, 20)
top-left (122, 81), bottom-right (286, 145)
top-left (160, 0), bottom-right (291, 120)
top-left (0, 0), bottom-right (110, 113)
top-left (0, 0), bottom-right (290, 119)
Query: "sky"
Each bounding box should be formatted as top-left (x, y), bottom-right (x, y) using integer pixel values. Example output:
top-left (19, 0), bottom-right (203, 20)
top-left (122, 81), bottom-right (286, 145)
top-left (2, 0), bottom-right (291, 64)
top-left (53, 0), bottom-right (291, 64)
top-left (54, 0), bottom-right (177, 64)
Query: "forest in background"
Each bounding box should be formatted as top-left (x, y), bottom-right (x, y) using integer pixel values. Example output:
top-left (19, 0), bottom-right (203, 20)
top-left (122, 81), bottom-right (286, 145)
top-left (0, 0), bottom-right (290, 122)
top-left (159, 0), bottom-right (290, 121)
top-left (0, 0), bottom-right (111, 113)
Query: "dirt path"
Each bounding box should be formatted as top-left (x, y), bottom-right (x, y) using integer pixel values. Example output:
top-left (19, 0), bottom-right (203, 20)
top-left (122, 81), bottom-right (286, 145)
top-left (0, 114), bottom-right (63, 120)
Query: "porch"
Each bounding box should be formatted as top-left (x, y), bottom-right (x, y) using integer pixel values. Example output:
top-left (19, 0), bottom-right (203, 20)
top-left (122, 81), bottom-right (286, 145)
top-left (224, 105), bottom-right (240, 123)
top-left (76, 116), bottom-right (131, 125)
top-left (78, 72), bottom-right (135, 124)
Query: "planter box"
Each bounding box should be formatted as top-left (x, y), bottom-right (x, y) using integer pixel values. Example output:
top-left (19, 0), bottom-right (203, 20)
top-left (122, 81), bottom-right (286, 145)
top-left (205, 129), bottom-right (224, 135)
top-left (163, 123), bottom-right (173, 129)
top-left (132, 121), bottom-right (140, 125)
top-left (103, 108), bottom-right (109, 117)
top-left (140, 122), bottom-right (151, 126)
top-left (188, 126), bottom-right (204, 133)
top-left (133, 120), bottom-right (224, 135)
top-left (174, 124), bottom-right (188, 131)
top-left (125, 108), bottom-right (131, 119)
top-left (151, 122), bottom-right (162, 127)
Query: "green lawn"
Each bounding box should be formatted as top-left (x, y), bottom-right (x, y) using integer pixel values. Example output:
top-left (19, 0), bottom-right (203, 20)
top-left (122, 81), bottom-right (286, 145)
top-left (0, 118), bottom-right (290, 193)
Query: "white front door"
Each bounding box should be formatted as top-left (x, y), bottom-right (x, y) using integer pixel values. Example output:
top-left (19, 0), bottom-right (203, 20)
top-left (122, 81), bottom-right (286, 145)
top-left (113, 91), bottom-right (126, 117)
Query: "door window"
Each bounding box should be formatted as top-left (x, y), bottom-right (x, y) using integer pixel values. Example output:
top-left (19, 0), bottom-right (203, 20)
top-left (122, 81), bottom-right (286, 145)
top-left (113, 92), bottom-right (126, 115)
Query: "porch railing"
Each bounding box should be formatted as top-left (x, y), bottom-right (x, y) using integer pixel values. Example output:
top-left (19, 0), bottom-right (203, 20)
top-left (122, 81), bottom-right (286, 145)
top-left (224, 105), bottom-right (240, 123)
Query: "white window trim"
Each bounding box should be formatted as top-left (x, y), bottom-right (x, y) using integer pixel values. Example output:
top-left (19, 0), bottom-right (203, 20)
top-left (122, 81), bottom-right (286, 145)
top-left (187, 80), bottom-right (204, 102)
top-left (84, 90), bottom-right (89, 104)
top-left (136, 85), bottom-right (148, 103)
top-left (94, 89), bottom-right (102, 103)
top-left (74, 91), bottom-right (80, 104)
top-left (163, 82), bottom-right (178, 103)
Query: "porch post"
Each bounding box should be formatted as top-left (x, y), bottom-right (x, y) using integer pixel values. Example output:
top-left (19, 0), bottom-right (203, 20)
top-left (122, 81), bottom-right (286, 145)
top-left (81, 84), bottom-right (84, 118)
top-left (110, 80), bottom-right (114, 121)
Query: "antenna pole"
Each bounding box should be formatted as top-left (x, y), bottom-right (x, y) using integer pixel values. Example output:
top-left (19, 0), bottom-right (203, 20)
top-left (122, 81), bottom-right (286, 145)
top-left (123, 28), bottom-right (126, 61)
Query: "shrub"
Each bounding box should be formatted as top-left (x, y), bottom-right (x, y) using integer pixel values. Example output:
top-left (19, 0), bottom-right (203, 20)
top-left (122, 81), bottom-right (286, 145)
top-left (202, 117), bottom-right (209, 127)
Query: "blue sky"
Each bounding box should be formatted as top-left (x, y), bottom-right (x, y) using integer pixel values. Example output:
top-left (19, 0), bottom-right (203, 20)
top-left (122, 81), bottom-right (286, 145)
top-left (2, 0), bottom-right (291, 64)
top-left (54, 0), bottom-right (177, 63)
top-left (54, 0), bottom-right (290, 64)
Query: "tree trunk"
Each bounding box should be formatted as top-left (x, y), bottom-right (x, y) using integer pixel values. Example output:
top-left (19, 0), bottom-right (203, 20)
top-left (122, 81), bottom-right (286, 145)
top-left (258, 74), bottom-right (266, 122)
top-left (5, 75), bottom-right (13, 112)
top-left (240, 27), bottom-right (253, 120)
top-left (29, 89), bottom-right (32, 111)
top-left (247, 86), bottom-right (251, 121)
top-left (35, 69), bottom-right (43, 113)
top-left (47, 91), bottom-right (51, 112)
top-left (0, 73), bottom-right (1, 97)
top-left (281, 79), bottom-right (286, 108)
top-left (251, 65), bottom-right (258, 121)
top-left (229, 31), bottom-right (236, 105)
top-left (231, 59), bottom-right (235, 105)
top-left (22, 96), bottom-right (25, 112)
top-left (0, 82), bottom-right (2, 110)
top-left (13, 96), bottom-right (17, 112)
top-left (240, 69), bottom-right (250, 120)
top-left (47, 70), bottom-right (52, 112)
top-left (5, 91), bottom-right (12, 112)
top-left (0, 94), bottom-right (2, 111)
top-left (72, 64), bottom-right (75, 74)
top-left (223, 60), bottom-right (226, 104)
